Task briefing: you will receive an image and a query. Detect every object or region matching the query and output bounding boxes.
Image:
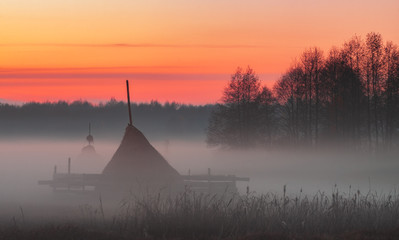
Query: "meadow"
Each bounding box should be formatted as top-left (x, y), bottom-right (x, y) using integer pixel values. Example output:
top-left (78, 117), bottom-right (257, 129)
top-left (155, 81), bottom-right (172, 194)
top-left (2, 187), bottom-right (399, 240)
top-left (1, 138), bottom-right (399, 239)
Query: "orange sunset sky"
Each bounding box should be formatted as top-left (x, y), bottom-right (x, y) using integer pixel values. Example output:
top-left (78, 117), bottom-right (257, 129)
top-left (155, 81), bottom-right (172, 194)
top-left (1, 0), bottom-right (398, 105)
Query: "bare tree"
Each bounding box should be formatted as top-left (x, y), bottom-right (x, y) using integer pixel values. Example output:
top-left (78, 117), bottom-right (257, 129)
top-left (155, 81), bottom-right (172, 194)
top-left (342, 35), bottom-right (365, 146)
top-left (322, 47), bottom-right (363, 147)
top-left (274, 65), bottom-right (304, 145)
top-left (257, 86), bottom-right (276, 146)
top-left (383, 41), bottom-right (399, 149)
top-left (365, 32), bottom-right (384, 149)
top-left (300, 48), bottom-right (324, 145)
top-left (207, 66), bottom-right (271, 148)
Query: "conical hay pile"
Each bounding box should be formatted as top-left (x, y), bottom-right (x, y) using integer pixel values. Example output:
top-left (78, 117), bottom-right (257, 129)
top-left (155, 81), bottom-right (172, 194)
top-left (102, 125), bottom-right (182, 188)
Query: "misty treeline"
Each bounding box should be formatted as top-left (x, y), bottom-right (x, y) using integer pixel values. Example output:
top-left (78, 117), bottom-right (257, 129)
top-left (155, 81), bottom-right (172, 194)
top-left (207, 32), bottom-right (399, 151)
top-left (0, 100), bottom-right (213, 140)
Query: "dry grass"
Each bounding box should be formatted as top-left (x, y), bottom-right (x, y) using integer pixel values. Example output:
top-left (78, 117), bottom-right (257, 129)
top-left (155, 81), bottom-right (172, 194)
top-left (2, 187), bottom-right (399, 239)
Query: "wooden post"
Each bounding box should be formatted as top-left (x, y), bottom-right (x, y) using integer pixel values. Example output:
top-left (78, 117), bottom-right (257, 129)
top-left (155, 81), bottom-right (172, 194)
top-left (126, 80), bottom-right (133, 125)
top-left (208, 168), bottom-right (211, 193)
top-left (67, 158), bottom-right (71, 191)
top-left (68, 157), bottom-right (71, 175)
top-left (53, 165), bottom-right (57, 191)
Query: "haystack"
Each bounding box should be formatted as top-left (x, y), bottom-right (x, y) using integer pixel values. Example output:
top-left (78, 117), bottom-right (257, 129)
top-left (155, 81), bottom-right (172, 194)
top-left (99, 80), bottom-right (182, 194)
top-left (101, 124), bottom-right (182, 193)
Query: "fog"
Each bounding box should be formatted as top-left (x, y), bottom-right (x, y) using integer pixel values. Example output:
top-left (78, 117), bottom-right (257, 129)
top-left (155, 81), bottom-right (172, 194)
top-left (1, 136), bottom-right (399, 222)
top-left (163, 140), bottom-right (399, 195)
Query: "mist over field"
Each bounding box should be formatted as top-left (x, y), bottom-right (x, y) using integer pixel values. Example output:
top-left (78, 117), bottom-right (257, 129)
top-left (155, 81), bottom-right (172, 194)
top-left (1, 133), bottom-right (399, 222)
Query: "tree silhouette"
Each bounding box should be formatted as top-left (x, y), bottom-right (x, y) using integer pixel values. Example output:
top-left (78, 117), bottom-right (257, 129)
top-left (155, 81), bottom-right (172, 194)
top-left (321, 47), bottom-right (363, 146)
top-left (206, 67), bottom-right (275, 148)
top-left (273, 32), bottom-right (399, 150)
top-left (274, 65), bottom-right (304, 145)
top-left (383, 41), bottom-right (399, 149)
top-left (365, 32), bottom-right (384, 149)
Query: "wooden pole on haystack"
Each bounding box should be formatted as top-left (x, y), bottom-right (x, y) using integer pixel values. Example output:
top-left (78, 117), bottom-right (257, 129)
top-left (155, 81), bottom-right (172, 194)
top-left (126, 80), bottom-right (133, 126)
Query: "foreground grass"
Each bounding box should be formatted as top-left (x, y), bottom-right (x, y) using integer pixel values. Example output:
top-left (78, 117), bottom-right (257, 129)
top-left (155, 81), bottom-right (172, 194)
top-left (2, 188), bottom-right (399, 239)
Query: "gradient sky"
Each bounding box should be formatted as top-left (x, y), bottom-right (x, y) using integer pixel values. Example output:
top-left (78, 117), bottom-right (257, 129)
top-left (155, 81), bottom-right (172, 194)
top-left (1, 0), bottom-right (398, 104)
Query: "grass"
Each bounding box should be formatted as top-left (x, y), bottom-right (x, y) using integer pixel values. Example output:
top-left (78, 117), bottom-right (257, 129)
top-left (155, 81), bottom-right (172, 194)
top-left (2, 187), bottom-right (399, 239)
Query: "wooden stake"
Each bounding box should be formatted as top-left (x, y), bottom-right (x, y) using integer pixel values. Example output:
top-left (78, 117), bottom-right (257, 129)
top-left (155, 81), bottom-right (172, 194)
top-left (126, 80), bottom-right (133, 125)
top-left (68, 157), bottom-right (71, 175)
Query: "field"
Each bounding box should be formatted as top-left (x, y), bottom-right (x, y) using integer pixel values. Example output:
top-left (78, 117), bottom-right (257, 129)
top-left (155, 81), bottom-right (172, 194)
top-left (1, 139), bottom-right (399, 239)
top-left (2, 187), bottom-right (399, 240)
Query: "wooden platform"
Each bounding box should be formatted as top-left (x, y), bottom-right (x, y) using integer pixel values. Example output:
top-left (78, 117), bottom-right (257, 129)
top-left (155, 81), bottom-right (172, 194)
top-left (39, 170), bottom-right (249, 194)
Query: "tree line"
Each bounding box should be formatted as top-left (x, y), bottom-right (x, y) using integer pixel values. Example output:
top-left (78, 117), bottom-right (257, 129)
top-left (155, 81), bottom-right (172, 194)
top-left (0, 100), bottom-right (213, 140)
top-left (207, 33), bottom-right (399, 151)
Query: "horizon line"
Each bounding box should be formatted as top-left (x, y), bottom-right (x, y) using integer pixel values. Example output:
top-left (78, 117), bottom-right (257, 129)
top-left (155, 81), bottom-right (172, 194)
top-left (0, 98), bottom-right (218, 106)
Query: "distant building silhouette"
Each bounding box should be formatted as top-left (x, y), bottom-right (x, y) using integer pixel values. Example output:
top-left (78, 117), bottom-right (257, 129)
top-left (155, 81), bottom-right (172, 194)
top-left (81, 123), bottom-right (96, 155)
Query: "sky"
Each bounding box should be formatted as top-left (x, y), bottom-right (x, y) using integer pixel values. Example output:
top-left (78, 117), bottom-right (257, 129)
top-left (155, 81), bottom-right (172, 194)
top-left (1, 0), bottom-right (398, 104)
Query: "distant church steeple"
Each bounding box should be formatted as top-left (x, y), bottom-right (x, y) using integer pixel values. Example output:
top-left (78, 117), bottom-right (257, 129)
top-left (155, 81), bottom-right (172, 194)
top-left (82, 123), bottom-right (96, 156)
top-left (86, 123), bottom-right (94, 145)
